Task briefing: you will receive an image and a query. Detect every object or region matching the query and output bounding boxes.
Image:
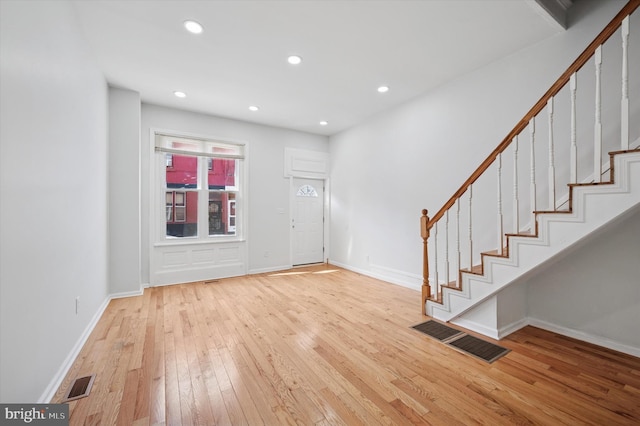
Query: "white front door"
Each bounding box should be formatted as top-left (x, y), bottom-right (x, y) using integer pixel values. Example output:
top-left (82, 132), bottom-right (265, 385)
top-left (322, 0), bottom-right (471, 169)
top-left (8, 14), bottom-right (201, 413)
top-left (292, 178), bottom-right (324, 265)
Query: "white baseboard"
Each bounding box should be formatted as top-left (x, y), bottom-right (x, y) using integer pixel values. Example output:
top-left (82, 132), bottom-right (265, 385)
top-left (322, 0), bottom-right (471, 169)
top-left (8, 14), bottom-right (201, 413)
top-left (39, 296), bottom-right (111, 403)
top-left (110, 288), bottom-right (144, 299)
top-left (329, 261), bottom-right (421, 291)
top-left (248, 264), bottom-right (292, 275)
top-left (446, 314), bottom-right (638, 360)
top-left (328, 260), bottom-right (365, 274)
top-left (450, 316), bottom-right (528, 341)
top-left (498, 317), bottom-right (530, 339)
top-left (451, 317), bottom-right (500, 340)
top-left (528, 318), bottom-right (640, 358)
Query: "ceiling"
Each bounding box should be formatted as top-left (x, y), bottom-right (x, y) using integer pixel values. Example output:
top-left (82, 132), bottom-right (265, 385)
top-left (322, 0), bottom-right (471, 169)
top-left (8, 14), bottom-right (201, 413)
top-left (72, 0), bottom-right (570, 136)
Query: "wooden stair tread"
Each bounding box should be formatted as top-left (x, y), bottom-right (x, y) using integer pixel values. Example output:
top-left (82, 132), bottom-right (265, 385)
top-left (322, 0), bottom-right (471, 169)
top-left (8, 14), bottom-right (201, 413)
top-left (533, 209), bottom-right (572, 214)
top-left (442, 282), bottom-right (461, 291)
top-left (428, 292), bottom-right (443, 303)
top-left (506, 231), bottom-right (536, 237)
top-left (569, 181), bottom-right (613, 187)
top-left (482, 248), bottom-right (508, 257)
top-left (460, 264), bottom-right (483, 275)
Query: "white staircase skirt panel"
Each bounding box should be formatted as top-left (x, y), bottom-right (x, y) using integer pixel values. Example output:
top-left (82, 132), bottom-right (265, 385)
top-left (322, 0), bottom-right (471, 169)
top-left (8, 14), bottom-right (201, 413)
top-left (427, 151), bottom-right (640, 323)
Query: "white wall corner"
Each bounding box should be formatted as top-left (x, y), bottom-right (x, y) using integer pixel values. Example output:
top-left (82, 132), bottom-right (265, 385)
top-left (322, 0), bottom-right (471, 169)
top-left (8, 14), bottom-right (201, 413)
top-left (110, 288), bottom-right (144, 300)
top-left (498, 317), bottom-right (530, 339)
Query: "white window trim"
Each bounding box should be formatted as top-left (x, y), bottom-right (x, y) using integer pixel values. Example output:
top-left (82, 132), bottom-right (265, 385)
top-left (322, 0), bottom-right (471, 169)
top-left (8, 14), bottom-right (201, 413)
top-left (150, 129), bottom-right (247, 246)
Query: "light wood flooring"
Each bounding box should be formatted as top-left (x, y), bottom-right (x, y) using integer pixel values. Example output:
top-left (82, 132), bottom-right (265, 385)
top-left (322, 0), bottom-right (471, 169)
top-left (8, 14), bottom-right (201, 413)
top-left (52, 264), bottom-right (640, 425)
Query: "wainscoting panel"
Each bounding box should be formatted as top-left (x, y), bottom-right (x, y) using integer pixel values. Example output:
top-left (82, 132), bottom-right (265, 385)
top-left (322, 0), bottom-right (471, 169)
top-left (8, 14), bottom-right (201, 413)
top-left (152, 241), bottom-right (246, 286)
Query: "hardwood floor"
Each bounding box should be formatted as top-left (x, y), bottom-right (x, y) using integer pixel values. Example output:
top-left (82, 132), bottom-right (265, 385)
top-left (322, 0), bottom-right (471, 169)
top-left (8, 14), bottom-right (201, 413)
top-left (52, 265), bottom-right (640, 425)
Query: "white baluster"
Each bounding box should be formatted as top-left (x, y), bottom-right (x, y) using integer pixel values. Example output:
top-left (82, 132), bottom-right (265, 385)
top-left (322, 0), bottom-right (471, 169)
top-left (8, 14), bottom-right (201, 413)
top-left (445, 210), bottom-right (450, 285)
top-left (497, 152), bottom-right (504, 255)
top-left (469, 184), bottom-right (473, 271)
top-left (434, 221), bottom-right (439, 293)
top-left (548, 97), bottom-right (556, 210)
top-left (513, 136), bottom-right (520, 233)
top-left (570, 73), bottom-right (578, 184)
top-left (529, 118), bottom-right (537, 231)
top-left (621, 16), bottom-right (630, 150)
top-left (456, 198), bottom-right (461, 287)
top-left (594, 45), bottom-right (603, 183)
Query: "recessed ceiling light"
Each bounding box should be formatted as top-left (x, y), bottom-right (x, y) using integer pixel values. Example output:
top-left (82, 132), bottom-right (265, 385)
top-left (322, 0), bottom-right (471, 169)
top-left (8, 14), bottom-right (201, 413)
top-left (174, 91), bottom-right (186, 98)
top-left (248, 105), bottom-right (259, 112)
top-left (287, 55), bottom-right (303, 65)
top-left (377, 85), bottom-right (389, 93)
top-left (319, 121), bottom-right (328, 126)
top-left (184, 20), bottom-right (203, 34)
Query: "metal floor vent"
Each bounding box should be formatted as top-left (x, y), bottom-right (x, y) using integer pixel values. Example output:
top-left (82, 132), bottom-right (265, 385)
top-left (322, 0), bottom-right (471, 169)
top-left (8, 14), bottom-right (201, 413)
top-left (62, 374), bottom-right (95, 402)
top-left (412, 320), bottom-right (464, 341)
top-left (412, 320), bottom-right (510, 363)
top-left (447, 334), bottom-right (510, 363)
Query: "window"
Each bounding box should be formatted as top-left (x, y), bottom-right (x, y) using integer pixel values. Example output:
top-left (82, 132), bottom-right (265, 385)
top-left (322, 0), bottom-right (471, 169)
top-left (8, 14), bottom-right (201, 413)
top-left (297, 184), bottom-right (318, 197)
top-left (174, 192), bottom-right (186, 222)
top-left (156, 134), bottom-right (244, 240)
top-left (166, 191), bottom-right (187, 222)
top-left (165, 190), bottom-right (194, 236)
top-left (207, 157), bottom-right (238, 236)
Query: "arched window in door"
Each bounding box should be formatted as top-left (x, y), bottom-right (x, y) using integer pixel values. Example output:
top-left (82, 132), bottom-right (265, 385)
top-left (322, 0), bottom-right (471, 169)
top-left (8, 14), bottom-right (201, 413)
top-left (296, 184), bottom-right (318, 197)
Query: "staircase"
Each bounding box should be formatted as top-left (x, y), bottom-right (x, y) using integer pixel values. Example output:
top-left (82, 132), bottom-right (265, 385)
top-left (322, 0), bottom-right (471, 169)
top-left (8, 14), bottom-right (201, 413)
top-left (421, 1), bottom-right (640, 332)
top-left (427, 148), bottom-right (640, 322)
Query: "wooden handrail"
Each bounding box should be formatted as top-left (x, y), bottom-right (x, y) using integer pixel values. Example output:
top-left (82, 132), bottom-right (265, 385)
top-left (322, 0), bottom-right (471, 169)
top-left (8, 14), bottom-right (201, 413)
top-left (427, 0), bottom-right (640, 229)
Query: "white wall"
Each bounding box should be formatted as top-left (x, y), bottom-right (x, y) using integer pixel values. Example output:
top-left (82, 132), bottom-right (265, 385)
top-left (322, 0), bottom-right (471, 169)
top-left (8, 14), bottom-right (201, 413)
top-left (328, 0), bottom-right (628, 288)
top-left (109, 87), bottom-right (142, 296)
top-left (140, 104), bottom-right (329, 281)
top-left (0, 0), bottom-right (109, 403)
top-left (526, 206), bottom-right (640, 354)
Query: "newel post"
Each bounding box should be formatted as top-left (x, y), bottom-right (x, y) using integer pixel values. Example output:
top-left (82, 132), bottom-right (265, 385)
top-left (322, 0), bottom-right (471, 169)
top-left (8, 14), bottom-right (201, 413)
top-left (420, 209), bottom-right (430, 315)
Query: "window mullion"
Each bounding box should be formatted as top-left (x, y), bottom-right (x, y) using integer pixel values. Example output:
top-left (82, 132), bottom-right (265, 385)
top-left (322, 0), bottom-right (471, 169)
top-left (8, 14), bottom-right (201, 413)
top-left (198, 156), bottom-right (208, 240)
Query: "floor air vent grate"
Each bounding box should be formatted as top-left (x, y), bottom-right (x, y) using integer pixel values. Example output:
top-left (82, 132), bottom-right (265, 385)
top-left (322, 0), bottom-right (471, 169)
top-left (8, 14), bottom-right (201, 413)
top-left (447, 334), bottom-right (510, 363)
top-left (411, 320), bottom-right (464, 341)
top-left (411, 321), bottom-right (510, 363)
top-left (62, 374), bottom-right (95, 402)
